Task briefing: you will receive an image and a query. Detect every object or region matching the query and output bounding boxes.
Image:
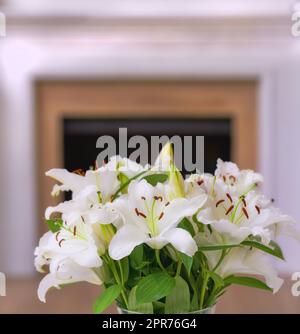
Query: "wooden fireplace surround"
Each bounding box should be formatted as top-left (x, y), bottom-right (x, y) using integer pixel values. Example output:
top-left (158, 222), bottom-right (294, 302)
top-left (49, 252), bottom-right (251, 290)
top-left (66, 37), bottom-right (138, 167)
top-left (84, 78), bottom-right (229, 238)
top-left (35, 80), bottom-right (257, 233)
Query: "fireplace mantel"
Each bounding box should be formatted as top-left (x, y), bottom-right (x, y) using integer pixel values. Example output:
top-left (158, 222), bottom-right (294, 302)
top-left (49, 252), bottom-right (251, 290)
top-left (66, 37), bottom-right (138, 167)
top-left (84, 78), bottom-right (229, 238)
top-left (0, 6), bottom-right (300, 276)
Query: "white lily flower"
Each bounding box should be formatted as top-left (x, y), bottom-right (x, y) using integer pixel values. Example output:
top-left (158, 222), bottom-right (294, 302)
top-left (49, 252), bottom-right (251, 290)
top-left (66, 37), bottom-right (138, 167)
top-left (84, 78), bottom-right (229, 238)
top-left (44, 187), bottom-right (119, 256)
top-left (215, 158), bottom-right (263, 193)
top-left (35, 218), bottom-right (102, 270)
top-left (34, 231), bottom-right (54, 273)
top-left (185, 160), bottom-right (295, 246)
top-left (37, 258), bottom-right (101, 302)
top-left (185, 173), bottom-right (213, 199)
top-left (195, 231), bottom-right (283, 293)
top-left (35, 218), bottom-right (103, 302)
top-left (108, 179), bottom-right (207, 260)
top-left (46, 162), bottom-right (120, 202)
top-left (197, 178), bottom-right (296, 245)
top-left (45, 194), bottom-right (118, 228)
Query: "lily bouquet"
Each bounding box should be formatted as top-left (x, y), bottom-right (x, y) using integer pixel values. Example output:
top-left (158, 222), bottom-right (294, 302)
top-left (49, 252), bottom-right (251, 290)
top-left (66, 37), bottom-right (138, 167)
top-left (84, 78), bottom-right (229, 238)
top-left (35, 143), bottom-right (298, 314)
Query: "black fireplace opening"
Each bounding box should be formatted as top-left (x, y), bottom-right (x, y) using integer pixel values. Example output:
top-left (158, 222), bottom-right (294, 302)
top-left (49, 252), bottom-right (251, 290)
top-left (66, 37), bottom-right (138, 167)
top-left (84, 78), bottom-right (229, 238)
top-left (63, 118), bottom-right (231, 176)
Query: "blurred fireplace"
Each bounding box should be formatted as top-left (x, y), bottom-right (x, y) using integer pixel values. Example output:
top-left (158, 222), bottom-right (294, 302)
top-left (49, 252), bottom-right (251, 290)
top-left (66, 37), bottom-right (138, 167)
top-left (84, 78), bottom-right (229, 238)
top-left (36, 80), bottom-right (257, 233)
top-left (63, 118), bottom-right (231, 175)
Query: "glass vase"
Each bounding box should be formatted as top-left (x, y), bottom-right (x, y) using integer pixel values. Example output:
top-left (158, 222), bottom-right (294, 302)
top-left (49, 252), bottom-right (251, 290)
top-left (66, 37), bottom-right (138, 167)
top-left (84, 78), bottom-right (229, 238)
top-left (117, 306), bottom-right (216, 314)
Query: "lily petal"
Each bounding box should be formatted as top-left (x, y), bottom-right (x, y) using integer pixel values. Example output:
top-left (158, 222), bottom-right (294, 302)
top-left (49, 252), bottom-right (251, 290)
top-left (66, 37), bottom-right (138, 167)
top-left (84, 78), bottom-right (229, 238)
top-left (38, 260), bottom-right (102, 303)
top-left (46, 169), bottom-right (87, 195)
top-left (38, 273), bottom-right (61, 303)
top-left (162, 227), bottom-right (198, 257)
top-left (159, 194), bottom-right (207, 233)
top-left (109, 225), bottom-right (149, 260)
top-left (85, 206), bottom-right (119, 226)
top-left (211, 220), bottom-right (251, 244)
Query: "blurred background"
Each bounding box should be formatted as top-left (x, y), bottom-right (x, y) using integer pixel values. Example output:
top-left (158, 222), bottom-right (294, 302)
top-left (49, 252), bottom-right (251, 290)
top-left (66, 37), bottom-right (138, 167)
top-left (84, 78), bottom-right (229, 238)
top-left (0, 0), bottom-right (300, 313)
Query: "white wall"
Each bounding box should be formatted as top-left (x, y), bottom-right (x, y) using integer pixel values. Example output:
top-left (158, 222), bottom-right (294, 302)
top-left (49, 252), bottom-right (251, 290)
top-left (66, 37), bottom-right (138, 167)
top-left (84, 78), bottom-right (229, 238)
top-left (273, 59), bottom-right (300, 272)
top-left (2, 0), bottom-right (297, 18)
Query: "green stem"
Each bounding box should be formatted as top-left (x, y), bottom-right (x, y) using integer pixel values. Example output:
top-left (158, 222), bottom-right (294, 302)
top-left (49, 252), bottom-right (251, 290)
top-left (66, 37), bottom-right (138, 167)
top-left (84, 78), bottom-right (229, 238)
top-left (205, 286), bottom-right (217, 307)
top-left (111, 171), bottom-right (147, 201)
top-left (155, 249), bottom-right (166, 272)
top-left (176, 259), bottom-right (182, 277)
top-left (121, 291), bottom-right (129, 309)
top-left (104, 254), bottom-right (128, 309)
top-left (213, 250), bottom-right (226, 272)
top-left (110, 260), bottom-right (121, 285)
top-left (199, 271), bottom-right (209, 310)
top-left (117, 261), bottom-right (124, 286)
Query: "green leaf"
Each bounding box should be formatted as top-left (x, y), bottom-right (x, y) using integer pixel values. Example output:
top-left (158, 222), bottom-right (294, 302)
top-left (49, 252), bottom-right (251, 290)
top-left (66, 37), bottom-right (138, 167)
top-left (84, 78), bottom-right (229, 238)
top-left (165, 276), bottom-right (190, 314)
top-left (178, 218), bottom-right (195, 237)
top-left (127, 268), bottom-right (142, 288)
top-left (208, 271), bottom-right (224, 287)
top-left (198, 244), bottom-right (239, 251)
top-left (269, 240), bottom-right (284, 260)
top-left (93, 285), bottom-right (122, 314)
top-left (153, 301), bottom-right (165, 314)
top-left (241, 240), bottom-right (284, 260)
top-left (224, 275), bottom-right (272, 292)
top-left (199, 240), bottom-right (284, 260)
top-left (45, 219), bottom-right (63, 233)
top-left (130, 245), bottom-right (144, 269)
top-left (142, 173), bottom-right (168, 186)
top-left (178, 252), bottom-right (193, 276)
top-left (128, 287), bottom-right (153, 314)
top-left (136, 272), bottom-right (175, 304)
top-left (99, 262), bottom-right (114, 284)
top-left (192, 250), bottom-right (209, 274)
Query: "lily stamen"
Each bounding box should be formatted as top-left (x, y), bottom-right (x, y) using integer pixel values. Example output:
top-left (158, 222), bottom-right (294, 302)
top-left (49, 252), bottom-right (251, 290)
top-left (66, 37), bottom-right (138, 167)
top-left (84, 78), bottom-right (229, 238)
top-left (72, 168), bottom-right (85, 176)
top-left (226, 193), bottom-right (233, 203)
top-left (255, 205), bottom-right (261, 214)
top-left (158, 212), bottom-right (164, 220)
top-left (242, 207), bottom-right (249, 219)
top-left (197, 180), bottom-right (204, 186)
top-left (216, 199), bottom-right (225, 207)
top-left (135, 208), bottom-right (147, 219)
top-left (229, 175), bottom-right (236, 183)
top-left (58, 239), bottom-right (66, 247)
top-left (226, 205), bottom-right (234, 215)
